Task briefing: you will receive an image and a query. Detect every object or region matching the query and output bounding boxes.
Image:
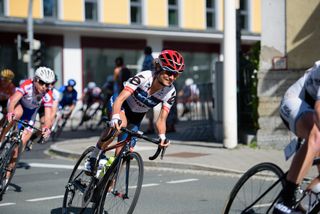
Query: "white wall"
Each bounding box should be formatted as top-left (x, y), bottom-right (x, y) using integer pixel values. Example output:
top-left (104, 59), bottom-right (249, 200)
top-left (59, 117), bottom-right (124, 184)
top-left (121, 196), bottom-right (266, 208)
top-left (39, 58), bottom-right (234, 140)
top-left (260, 0), bottom-right (286, 71)
top-left (63, 33), bottom-right (82, 98)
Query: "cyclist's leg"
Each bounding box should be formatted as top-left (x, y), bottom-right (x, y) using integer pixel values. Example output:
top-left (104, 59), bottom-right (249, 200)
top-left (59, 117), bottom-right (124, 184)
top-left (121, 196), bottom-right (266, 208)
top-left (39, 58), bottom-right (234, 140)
top-left (277, 95), bottom-right (317, 212)
top-left (0, 104), bottom-right (23, 142)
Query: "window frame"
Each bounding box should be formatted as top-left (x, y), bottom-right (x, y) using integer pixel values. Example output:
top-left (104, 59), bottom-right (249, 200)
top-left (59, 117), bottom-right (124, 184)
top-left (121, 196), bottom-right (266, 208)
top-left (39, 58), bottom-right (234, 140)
top-left (168, 0), bottom-right (179, 27)
top-left (43, 0), bottom-right (58, 19)
top-left (84, 0), bottom-right (98, 22)
top-left (130, 0), bottom-right (142, 25)
top-left (239, 0), bottom-right (249, 31)
top-left (206, 0), bottom-right (216, 29)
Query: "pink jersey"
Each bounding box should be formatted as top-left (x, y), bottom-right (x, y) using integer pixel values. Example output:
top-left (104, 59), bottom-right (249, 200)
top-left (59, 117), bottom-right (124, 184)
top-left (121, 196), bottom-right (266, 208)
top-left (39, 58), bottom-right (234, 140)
top-left (17, 79), bottom-right (53, 109)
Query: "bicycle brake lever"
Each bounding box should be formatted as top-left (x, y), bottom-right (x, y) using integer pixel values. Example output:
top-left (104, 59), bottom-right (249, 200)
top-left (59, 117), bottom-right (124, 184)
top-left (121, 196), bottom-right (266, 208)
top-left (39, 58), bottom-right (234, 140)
top-left (160, 147), bottom-right (166, 160)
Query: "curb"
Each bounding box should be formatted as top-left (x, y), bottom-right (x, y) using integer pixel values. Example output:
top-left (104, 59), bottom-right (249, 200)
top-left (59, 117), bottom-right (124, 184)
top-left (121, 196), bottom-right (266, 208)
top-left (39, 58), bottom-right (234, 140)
top-left (48, 145), bottom-right (244, 175)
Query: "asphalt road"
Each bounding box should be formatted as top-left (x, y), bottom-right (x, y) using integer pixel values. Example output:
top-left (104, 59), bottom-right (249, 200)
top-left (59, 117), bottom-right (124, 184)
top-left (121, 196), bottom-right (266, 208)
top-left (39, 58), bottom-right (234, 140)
top-left (0, 141), bottom-right (240, 214)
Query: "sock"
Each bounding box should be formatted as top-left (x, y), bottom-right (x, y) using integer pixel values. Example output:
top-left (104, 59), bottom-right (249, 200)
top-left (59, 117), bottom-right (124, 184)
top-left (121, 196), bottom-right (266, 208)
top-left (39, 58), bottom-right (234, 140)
top-left (90, 144), bottom-right (102, 159)
top-left (281, 180), bottom-right (298, 207)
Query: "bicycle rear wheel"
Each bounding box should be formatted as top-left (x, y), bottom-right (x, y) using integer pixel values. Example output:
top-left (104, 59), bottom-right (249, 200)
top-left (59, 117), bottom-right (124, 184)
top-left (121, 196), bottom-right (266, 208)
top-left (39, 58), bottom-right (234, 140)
top-left (98, 152), bottom-right (144, 214)
top-left (70, 109), bottom-right (83, 131)
top-left (62, 146), bottom-right (97, 214)
top-left (224, 162), bottom-right (285, 214)
top-left (0, 138), bottom-right (22, 198)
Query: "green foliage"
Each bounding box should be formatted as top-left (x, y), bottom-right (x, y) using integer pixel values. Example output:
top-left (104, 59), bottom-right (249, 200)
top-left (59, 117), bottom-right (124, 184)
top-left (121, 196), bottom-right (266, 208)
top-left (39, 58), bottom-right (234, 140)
top-left (238, 42), bottom-right (260, 133)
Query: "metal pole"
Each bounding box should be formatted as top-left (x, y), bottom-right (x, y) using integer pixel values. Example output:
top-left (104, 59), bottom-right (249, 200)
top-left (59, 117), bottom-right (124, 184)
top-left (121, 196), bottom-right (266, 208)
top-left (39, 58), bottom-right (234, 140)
top-left (223, 0), bottom-right (238, 149)
top-left (27, 0), bottom-right (34, 78)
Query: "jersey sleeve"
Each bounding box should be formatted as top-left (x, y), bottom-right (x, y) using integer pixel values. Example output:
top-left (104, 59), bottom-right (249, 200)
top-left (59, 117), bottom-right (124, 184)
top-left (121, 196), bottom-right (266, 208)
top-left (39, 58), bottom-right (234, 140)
top-left (17, 79), bottom-right (32, 95)
top-left (124, 70), bottom-right (152, 93)
top-left (162, 88), bottom-right (176, 113)
top-left (43, 91), bottom-right (53, 107)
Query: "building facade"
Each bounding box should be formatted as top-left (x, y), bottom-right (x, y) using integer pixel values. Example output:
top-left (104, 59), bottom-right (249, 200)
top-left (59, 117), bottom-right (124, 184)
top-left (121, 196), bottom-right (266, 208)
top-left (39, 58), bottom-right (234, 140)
top-left (257, 0), bottom-right (320, 148)
top-left (0, 0), bottom-right (261, 135)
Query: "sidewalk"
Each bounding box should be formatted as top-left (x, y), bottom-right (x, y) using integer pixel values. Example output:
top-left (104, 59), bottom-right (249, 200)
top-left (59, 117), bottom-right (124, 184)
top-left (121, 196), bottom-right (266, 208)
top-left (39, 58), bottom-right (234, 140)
top-left (48, 120), bottom-right (297, 175)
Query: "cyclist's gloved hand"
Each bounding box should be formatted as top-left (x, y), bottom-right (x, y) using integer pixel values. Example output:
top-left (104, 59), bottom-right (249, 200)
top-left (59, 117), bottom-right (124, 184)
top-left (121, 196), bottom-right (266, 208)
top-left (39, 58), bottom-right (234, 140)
top-left (6, 112), bottom-right (15, 123)
top-left (159, 134), bottom-right (170, 148)
top-left (109, 113), bottom-right (122, 131)
top-left (42, 126), bottom-right (51, 140)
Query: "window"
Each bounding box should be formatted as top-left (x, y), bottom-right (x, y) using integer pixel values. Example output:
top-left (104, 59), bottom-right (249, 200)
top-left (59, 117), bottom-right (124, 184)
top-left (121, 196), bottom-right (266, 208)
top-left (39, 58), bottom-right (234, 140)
top-left (0, 0), bottom-right (5, 16)
top-left (206, 0), bottom-right (215, 28)
top-left (85, 0), bottom-right (97, 21)
top-left (239, 0), bottom-right (249, 30)
top-left (43, 0), bottom-right (58, 18)
top-left (168, 0), bottom-right (179, 27)
top-left (130, 0), bottom-right (142, 24)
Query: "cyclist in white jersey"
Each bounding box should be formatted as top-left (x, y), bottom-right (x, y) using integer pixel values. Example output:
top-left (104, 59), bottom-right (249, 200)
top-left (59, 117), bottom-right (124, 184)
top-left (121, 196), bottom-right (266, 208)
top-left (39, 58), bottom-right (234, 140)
top-left (84, 49), bottom-right (185, 174)
top-left (1, 67), bottom-right (55, 144)
top-left (275, 61), bottom-right (320, 213)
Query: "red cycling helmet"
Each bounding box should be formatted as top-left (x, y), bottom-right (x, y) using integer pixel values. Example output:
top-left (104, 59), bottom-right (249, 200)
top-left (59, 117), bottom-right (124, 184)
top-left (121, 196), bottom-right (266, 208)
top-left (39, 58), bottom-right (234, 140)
top-left (158, 50), bottom-right (185, 73)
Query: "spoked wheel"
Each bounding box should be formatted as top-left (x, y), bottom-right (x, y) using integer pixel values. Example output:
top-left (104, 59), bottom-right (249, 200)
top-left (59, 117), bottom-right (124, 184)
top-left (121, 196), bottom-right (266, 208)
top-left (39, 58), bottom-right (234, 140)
top-left (223, 162), bottom-right (285, 214)
top-left (70, 109), bottom-right (83, 131)
top-left (85, 104), bottom-right (101, 131)
top-left (98, 152), bottom-right (144, 214)
top-left (0, 139), bottom-right (23, 199)
top-left (62, 146), bottom-right (98, 214)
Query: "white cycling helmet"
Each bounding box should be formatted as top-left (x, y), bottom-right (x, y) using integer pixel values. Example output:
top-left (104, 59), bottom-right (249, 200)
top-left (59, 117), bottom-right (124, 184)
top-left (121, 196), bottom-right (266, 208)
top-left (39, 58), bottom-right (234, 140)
top-left (88, 82), bottom-right (96, 90)
top-left (35, 66), bottom-right (55, 83)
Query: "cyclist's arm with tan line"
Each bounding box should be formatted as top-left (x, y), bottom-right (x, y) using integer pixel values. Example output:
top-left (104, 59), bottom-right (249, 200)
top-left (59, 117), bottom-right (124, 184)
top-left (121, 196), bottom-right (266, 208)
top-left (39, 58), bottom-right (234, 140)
top-left (315, 100), bottom-right (320, 130)
top-left (97, 89), bottom-right (132, 149)
top-left (7, 91), bottom-right (23, 114)
top-left (155, 108), bottom-right (170, 147)
top-left (111, 89), bottom-right (131, 130)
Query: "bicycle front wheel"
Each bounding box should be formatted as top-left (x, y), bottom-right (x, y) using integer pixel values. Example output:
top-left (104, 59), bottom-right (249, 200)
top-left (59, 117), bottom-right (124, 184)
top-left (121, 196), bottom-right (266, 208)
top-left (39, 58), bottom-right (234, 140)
top-left (224, 162), bottom-right (285, 214)
top-left (0, 139), bottom-right (23, 197)
top-left (62, 146), bottom-right (96, 214)
top-left (98, 152), bottom-right (144, 214)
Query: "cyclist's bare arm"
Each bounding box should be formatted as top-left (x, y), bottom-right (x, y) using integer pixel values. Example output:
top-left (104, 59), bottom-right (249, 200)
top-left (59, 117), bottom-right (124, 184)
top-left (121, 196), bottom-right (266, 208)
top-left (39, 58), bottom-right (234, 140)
top-left (111, 89), bottom-right (132, 129)
top-left (96, 89), bottom-right (131, 149)
top-left (155, 107), bottom-right (170, 147)
top-left (44, 106), bottom-right (52, 128)
top-left (7, 91), bottom-right (23, 115)
top-left (315, 100), bottom-right (320, 129)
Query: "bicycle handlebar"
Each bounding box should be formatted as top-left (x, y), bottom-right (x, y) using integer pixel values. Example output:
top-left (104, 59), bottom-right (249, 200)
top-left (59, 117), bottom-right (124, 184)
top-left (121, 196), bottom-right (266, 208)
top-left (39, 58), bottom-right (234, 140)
top-left (102, 117), bottom-right (166, 160)
top-left (14, 119), bottom-right (42, 132)
top-left (120, 127), bottom-right (167, 160)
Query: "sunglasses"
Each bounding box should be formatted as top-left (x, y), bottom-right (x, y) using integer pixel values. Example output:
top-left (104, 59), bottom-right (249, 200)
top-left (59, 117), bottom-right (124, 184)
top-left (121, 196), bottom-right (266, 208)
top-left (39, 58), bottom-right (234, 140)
top-left (37, 79), bottom-right (51, 87)
top-left (1, 77), bottom-right (12, 82)
top-left (163, 70), bottom-right (179, 78)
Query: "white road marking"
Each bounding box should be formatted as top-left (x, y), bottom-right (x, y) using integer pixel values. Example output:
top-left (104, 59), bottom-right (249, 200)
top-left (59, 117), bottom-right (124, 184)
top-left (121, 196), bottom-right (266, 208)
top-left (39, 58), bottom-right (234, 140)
top-left (140, 183), bottom-right (159, 188)
top-left (28, 163), bottom-right (75, 169)
top-left (0, 202), bottom-right (16, 207)
top-left (26, 195), bottom-right (64, 202)
top-left (166, 178), bottom-right (199, 184)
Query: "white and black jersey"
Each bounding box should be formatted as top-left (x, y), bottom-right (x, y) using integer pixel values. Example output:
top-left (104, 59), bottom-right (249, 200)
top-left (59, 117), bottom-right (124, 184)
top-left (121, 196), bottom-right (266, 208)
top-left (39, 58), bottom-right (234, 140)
top-left (123, 70), bottom-right (176, 113)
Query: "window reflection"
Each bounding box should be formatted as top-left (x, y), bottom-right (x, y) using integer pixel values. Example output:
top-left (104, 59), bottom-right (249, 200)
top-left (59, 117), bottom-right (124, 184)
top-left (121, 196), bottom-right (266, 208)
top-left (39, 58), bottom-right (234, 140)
top-left (168, 0), bottom-right (178, 27)
top-left (130, 0), bottom-right (141, 24)
top-left (0, 0), bottom-right (4, 16)
top-left (43, 0), bottom-right (57, 18)
top-left (85, 0), bottom-right (97, 21)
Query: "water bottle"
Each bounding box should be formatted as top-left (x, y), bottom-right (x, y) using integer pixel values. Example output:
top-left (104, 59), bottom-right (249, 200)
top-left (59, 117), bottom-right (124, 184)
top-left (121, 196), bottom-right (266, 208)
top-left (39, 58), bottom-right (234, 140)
top-left (96, 156), bottom-right (108, 178)
top-left (98, 156), bottom-right (115, 178)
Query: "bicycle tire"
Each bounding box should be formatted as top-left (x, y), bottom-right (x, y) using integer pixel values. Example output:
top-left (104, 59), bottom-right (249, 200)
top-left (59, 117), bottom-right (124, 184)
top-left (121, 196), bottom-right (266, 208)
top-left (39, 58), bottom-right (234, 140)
top-left (223, 162), bottom-right (285, 214)
top-left (98, 152), bottom-right (144, 214)
top-left (70, 109), bottom-right (83, 131)
top-left (62, 146), bottom-right (97, 214)
top-left (0, 138), bottom-right (23, 198)
top-left (85, 105), bottom-right (101, 131)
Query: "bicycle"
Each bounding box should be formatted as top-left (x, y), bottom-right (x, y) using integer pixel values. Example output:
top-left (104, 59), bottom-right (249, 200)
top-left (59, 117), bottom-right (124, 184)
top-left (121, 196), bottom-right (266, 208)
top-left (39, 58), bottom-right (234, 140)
top-left (223, 138), bottom-right (320, 214)
top-left (70, 102), bottom-right (102, 131)
top-left (51, 106), bottom-right (72, 141)
top-left (62, 120), bottom-right (166, 214)
top-left (0, 119), bottom-right (41, 200)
